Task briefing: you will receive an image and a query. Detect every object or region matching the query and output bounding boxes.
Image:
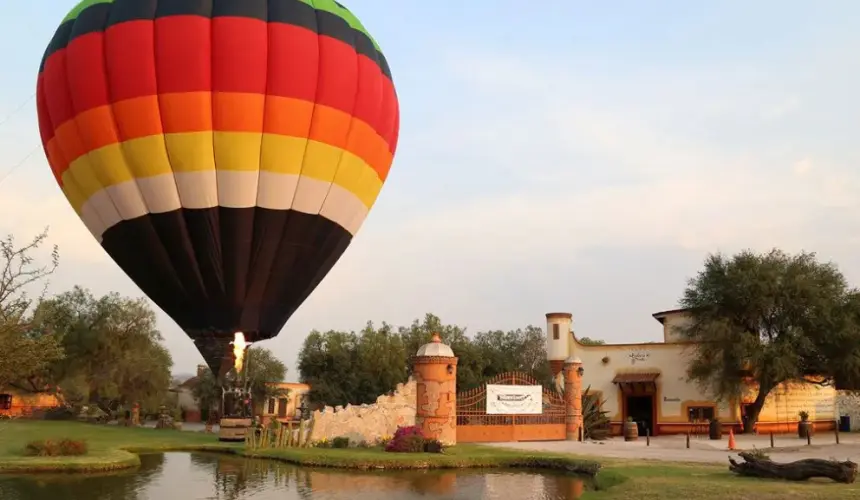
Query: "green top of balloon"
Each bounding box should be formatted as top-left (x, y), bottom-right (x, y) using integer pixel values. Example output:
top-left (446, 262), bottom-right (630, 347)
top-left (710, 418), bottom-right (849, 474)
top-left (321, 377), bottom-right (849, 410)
top-left (60, 0), bottom-right (381, 51)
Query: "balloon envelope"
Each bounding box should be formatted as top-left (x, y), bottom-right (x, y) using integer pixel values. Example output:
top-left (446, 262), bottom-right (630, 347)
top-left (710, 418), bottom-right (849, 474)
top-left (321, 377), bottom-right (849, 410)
top-left (36, 0), bottom-right (399, 371)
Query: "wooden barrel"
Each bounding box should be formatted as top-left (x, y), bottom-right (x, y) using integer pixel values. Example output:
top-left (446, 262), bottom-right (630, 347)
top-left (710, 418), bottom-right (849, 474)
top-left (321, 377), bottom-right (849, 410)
top-left (624, 420), bottom-right (639, 441)
top-left (798, 420), bottom-right (814, 439)
top-left (709, 420), bottom-right (722, 440)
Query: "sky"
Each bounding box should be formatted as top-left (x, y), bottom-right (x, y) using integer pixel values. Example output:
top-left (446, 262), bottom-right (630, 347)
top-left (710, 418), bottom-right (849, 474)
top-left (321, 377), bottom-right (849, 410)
top-left (1, 1), bottom-right (859, 378)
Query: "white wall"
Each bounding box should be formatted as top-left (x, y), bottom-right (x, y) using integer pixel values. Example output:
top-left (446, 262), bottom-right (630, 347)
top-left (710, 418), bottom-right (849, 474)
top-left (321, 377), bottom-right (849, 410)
top-left (546, 314), bottom-right (571, 361)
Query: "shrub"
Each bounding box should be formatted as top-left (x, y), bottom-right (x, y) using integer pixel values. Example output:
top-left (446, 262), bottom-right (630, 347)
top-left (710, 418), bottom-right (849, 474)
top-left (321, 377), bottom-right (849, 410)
top-left (582, 386), bottom-right (611, 440)
top-left (423, 439), bottom-right (444, 453)
top-left (43, 407), bottom-right (76, 421)
top-left (313, 438), bottom-right (331, 448)
top-left (376, 435), bottom-right (392, 448)
top-left (23, 439), bottom-right (88, 457)
top-left (747, 446), bottom-right (770, 461)
top-left (331, 436), bottom-right (350, 449)
top-left (385, 426), bottom-right (426, 453)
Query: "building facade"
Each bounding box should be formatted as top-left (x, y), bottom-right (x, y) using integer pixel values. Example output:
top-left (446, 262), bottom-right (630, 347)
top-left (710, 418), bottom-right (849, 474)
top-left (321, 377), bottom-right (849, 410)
top-left (0, 387), bottom-right (62, 418)
top-left (259, 382), bottom-right (311, 424)
top-left (174, 365), bottom-right (311, 424)
top-left (546, 310), bottom-right (839, 436)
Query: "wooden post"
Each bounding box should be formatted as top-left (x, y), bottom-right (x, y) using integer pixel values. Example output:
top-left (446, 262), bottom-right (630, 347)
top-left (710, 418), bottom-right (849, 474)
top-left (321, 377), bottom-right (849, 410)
top-left (769, 432), bottom-right (774, 448)
top-left (578, 425), bottom-right (583, 442)
top-left (686, 432), bottom-right (690, 449)
top-left (807, 431), bottom-right (812, 446)
top-left (835, 420), bottom-right (840, 445)
top-left (646, 428), bottom-right (650, 447)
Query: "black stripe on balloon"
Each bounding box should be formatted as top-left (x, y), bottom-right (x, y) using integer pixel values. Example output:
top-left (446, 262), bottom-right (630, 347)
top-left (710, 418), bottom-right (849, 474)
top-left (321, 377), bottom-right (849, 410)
top-left (38, 0), bottom-right (391, 80)
top-left (100, 208), bottom-right (352, 360)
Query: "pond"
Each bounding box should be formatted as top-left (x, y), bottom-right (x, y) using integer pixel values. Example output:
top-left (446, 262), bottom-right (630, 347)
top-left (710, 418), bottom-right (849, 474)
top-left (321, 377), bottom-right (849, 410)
top-left (0, 452), bottom-right (592, 499)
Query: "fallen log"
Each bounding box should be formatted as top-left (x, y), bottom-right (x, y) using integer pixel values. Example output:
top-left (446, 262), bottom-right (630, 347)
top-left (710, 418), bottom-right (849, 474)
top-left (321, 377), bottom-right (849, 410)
top-left (728, 452), bottom-right (857, 483)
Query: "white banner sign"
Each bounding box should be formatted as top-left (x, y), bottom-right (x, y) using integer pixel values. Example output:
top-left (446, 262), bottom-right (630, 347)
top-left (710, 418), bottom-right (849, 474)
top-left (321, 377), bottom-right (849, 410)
top-left (486, 385), bottom-right (543, 415)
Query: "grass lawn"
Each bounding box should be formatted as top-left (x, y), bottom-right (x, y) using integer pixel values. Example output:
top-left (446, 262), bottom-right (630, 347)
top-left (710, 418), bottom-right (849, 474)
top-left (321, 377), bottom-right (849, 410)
top-left (0, 420), bottom-right (238, 472)
top-left (0, 421), bottom-right (858, 499)
top-left (582, 459), bottom-right (860, 500)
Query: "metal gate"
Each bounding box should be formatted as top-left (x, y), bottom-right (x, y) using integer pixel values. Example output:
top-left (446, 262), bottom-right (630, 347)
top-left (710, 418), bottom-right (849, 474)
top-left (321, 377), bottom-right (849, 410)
top-left (456, 371), bottom-right (566, 443)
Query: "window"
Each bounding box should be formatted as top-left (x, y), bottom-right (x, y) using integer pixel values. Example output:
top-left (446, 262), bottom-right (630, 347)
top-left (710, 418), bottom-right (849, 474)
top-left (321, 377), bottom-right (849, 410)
top-left (552, 324), bottom-right (560, 340)
top-left (0, 394), bottom-right (11, 410)
top-left (687, 406), bottom-right (715, 422)
top-left (267, 398), bottom-right (276, 415)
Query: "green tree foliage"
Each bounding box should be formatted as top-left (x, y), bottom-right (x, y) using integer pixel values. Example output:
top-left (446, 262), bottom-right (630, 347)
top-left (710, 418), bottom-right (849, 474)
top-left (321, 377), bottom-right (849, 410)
top-left (578, 337), bottom-right (605, 345)
top-left (678, 249), bottom-right (860, 432)
top-left (193, 346), bottom-right (289, 416)
top-left (31, 286), bottom-right (172, 412)
top-left (0, 229), bottom-right (64, 391)
top-left (298, 313), bottom-right (551, 406)
top-left (298, 324), bottom-right (407, 406)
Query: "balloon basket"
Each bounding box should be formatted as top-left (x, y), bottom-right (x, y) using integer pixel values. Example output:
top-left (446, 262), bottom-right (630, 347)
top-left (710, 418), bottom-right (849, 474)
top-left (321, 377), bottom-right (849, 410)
top-left (218, 418), bottom-right (253, 442)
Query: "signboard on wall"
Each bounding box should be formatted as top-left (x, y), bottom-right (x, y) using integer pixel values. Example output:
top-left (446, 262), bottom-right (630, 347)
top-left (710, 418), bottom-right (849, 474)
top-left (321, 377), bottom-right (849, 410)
top-left (486, 385), bottom-right (543, 415)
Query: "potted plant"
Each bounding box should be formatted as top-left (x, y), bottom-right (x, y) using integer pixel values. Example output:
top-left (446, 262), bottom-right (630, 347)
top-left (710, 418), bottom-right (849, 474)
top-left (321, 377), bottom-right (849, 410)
top-left (708, 417), bottom-right (722, 440)
top-left (797, 411), bottom-right (813, 438)
top-left (624, 416), bottom-right (639, 441)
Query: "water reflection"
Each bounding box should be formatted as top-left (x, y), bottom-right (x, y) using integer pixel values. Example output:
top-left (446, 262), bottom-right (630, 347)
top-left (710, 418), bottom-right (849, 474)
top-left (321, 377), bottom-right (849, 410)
top-left (0, 452), bottom-right (590, 500)
top-left (0, 453), bottom-right (166, 500)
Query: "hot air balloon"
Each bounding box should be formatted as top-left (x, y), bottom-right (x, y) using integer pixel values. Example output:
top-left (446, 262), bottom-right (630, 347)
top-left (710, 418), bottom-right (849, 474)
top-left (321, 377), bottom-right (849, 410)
top-left (35, 0), bottom-right (399, 375)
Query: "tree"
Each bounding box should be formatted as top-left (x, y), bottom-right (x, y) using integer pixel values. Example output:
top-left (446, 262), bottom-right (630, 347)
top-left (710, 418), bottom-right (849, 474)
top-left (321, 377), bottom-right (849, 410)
top-left (678, 249), bottom-right (860, 432)
top-left (399, 313), bottom-right (486, 391)
top-left (194, 345), bottom-right (288, 416)
top-left (578, 337), bottom-right (606, 345)
top-left (32, 287), bottom-right (173, 412)
top-left (298, 329), bottom-right (360, 406)
top-left (0, 322), bottom-right (64, 391)
top-left (473, 326), bottom-right (552, 385)
top-left (298, 313), bottom-right (556, 405)
top-left (354, 321), bottom-right (408, 403)
top-left (0, 229), bottom-right (64, 392)
top-left (244, 346), bottom-right (289, 403)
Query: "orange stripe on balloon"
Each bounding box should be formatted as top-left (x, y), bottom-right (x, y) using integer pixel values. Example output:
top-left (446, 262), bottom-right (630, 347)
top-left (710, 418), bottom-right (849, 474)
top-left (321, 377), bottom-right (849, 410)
top-left (46, 92), bottom-right (393, 180)
top-left (263, 97), bottom-right (313, 138)
top-left (46, 140), bottom-right (67, 183)
top-left (75, 105), bottom-right (120, 151)
top-left (159, 92), bottom-right (213, 134)
top-left (213, 92), bottom-right (265, 133)
top-left (53, 120), bottom-right (87, 167)
top-left (113, 95), bottom-right (164, 140)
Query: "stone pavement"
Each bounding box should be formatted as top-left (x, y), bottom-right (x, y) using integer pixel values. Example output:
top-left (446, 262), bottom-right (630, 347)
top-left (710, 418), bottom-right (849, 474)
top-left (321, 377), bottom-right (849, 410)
top-left (486, 433), bottom-right (860, 464)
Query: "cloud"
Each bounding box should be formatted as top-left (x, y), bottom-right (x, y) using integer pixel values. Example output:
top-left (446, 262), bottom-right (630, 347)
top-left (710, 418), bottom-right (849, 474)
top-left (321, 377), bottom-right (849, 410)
top-left (2, 40), bottom-right (859, 374)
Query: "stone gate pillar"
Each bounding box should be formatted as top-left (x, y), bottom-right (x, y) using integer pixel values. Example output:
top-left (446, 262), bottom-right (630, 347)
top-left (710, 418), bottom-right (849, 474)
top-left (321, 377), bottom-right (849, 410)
top-left (564, 356), bottom-right (583, 441)
top-left (412, 333), bottom-right (458, 445)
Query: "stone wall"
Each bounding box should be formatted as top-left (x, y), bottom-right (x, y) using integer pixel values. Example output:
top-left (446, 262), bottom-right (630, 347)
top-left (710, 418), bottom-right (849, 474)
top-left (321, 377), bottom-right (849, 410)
top-left (309, 378), bottom-right (416, 444)
top-left (837, 391), bottom-right (860, 431)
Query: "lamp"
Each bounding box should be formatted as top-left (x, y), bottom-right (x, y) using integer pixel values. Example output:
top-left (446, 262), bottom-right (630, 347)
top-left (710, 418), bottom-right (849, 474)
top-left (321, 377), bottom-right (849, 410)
top-left (577, 366), bottom-right (585, 377)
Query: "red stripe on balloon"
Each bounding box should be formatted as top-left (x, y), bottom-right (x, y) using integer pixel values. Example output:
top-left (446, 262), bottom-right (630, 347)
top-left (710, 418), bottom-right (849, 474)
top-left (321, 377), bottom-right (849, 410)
top-left (105, 20), bottom-right (158, 102)
top-left (266, 23), bottom-right (319, 104)
top-left (316, 36), bottom-right (358, 115)
top-left (212, 17), bottom-right (268, 94)
top-left (41, 51), bottom-right (75, 127)
top-left (65, 32), bottom-right (110, 112)
top-left (155, 15), bottom-right (212, 94)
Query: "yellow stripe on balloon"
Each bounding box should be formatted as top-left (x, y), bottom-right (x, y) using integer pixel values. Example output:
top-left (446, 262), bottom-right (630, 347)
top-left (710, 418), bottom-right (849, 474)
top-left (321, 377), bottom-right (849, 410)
top-left (59, 132), bottom-right (383, 213)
